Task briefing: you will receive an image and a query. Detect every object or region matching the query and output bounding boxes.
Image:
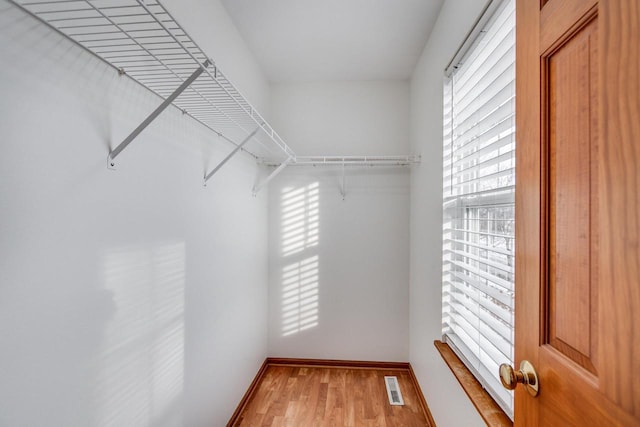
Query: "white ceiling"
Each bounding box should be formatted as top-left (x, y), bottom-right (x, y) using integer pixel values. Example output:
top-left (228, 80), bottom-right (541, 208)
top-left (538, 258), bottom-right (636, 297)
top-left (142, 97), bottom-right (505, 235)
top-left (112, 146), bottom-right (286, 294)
top-left (220, 0), bottom-right (445, 82)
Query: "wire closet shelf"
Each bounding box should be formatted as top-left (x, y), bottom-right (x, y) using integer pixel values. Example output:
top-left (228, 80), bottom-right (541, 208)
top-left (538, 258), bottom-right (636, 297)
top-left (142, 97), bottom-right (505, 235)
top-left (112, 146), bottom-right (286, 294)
top-left (11, 0), bottom-right (296, 168)
top-left (10, 0), bottom-right (420, 191)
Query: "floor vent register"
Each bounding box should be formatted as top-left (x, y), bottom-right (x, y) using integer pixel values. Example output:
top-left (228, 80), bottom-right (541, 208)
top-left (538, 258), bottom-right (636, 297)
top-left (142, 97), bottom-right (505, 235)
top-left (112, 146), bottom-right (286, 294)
top-left (384, 376), bottom-right (405, 406)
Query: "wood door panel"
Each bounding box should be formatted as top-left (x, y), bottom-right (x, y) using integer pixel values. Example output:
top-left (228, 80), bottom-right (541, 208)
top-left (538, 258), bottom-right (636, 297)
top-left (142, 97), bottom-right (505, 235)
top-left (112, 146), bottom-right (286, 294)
top-left (540, 0), bottom-right (597, 52)
top-left (538, 348), bottom-right (639, 426)
top-left (598, 0), bottom-right (640, 416)
top-left (545, 17), bottom-right (598, 373)
top-left (516, 0), bottom-right (640, 424)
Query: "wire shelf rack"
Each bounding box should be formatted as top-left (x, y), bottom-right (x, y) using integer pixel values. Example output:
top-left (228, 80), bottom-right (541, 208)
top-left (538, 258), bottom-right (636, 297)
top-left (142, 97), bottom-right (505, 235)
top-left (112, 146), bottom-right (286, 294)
top-left (11, 0), bottom-right (296, 166)
top-left (9, 0), bottom-right (420, 193)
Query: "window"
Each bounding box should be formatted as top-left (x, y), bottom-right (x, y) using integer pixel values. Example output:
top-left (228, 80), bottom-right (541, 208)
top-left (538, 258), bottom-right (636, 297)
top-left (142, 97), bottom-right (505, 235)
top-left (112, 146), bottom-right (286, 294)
top-left (441, 0), bottom-right (515, 418)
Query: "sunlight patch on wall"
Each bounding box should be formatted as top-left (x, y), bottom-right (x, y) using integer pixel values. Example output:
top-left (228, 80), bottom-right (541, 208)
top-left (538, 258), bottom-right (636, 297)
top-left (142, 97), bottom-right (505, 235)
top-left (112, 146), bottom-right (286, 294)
top-left (281, 182), bottom-right (319, 257)
top-left (281, 255), bottom-right (319, 336)
top-left (95, 243), bottom-right (185, 426)
top-left (281, 182), bottom-right (320, 336)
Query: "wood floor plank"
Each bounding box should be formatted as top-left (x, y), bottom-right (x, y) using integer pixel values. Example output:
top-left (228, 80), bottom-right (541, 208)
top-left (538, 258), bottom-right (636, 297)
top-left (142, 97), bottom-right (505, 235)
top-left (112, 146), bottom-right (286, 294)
top-left (234, 366), bottom-right (431, 426)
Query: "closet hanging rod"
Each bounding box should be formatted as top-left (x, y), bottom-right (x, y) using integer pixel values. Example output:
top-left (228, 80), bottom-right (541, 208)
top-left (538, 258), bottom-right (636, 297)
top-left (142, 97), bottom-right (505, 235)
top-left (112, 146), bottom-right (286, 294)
top-left (259, 155), bottom-right (421, 167)
top-left (11, 0), bottom-right (296, 167)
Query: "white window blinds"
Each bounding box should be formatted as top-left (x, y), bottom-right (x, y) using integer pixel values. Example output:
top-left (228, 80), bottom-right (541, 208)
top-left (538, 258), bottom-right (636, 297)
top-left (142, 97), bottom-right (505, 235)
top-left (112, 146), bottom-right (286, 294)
top-left (442, 0), bottom-right (515, 418)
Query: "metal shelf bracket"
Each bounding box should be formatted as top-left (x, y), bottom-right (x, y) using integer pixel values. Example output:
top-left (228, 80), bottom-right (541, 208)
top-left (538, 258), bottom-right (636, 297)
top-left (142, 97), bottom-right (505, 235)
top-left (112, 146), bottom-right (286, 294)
top-left (108, 59), bottom-right (211, 168)
top-left (340, 162), bottom-right (346, 200)
top-left (252, 156), bottom-right (293, 197)
top-left (203, 128), bottom-right (259, 186)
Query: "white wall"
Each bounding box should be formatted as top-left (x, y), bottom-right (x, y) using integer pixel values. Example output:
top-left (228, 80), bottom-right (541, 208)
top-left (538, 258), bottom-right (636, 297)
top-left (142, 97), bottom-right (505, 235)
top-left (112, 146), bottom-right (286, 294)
top-left (267, 81), bottom-right (411, 361)
top-left (270, 81), bottom-right (410, 155)
top-left (409, 0), bottom-right (488, 426)
top-left (0, 1), bottom-right (269, 426)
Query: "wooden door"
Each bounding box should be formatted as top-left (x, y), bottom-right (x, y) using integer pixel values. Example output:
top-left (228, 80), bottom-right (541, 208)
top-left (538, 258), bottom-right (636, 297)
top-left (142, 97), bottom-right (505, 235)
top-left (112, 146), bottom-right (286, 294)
top-left (515, 0), bottom-right (639, 425)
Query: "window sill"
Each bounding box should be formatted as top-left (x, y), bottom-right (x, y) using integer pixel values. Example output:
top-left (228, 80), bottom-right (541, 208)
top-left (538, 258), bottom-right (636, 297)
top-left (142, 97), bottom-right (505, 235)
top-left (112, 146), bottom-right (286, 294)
top-left (434, 340), bottom-right (513, 427)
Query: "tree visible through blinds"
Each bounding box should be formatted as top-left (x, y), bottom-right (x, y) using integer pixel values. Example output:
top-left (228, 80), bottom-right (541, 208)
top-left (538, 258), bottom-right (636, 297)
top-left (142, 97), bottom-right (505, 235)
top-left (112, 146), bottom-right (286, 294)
top-left (442, 0), bottom-right (515, 418)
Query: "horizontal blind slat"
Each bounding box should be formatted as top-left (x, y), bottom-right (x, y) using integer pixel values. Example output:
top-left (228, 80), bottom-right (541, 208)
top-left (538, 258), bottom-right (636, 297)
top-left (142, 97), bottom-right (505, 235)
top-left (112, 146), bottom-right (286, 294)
top-left (446, 237), bottom-right (513, 257)
top-left (445, 281), bottom-right (514, 340)
top-left (447, 227), bottom-right (514, 241)
top-left (446, 299), bottom-right (512, 360)
top-left (444, 258), bottom-right (513, 292)
top-left (449, 128), bottom-right (514, 170)
top-left (451, 148), bottom-right (514, 178)
top-left (453, 3), bottom-right (515, 89)
top-left (447, 248), bottom-right (514, 273)
top-left (447, 269), bottom-right (513, 307)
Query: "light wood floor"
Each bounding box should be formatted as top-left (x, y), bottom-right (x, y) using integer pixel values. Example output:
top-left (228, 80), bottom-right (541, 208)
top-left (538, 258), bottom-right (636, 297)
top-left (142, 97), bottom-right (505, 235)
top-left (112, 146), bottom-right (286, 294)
top-left (233, 365), bottom-right (431, 427)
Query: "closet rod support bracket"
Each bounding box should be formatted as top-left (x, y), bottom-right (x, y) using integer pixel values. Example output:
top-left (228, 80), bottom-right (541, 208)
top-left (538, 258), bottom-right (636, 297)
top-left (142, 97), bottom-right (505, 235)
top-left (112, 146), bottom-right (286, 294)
top-left (203, 127), bottom-right (260, 186)
top-left (107, 59), bottom-right (211, 167)
top-left (340, 162), bottom-right (346, 200)
top-left (107, 154), bottom-right (116, 170)
top-left (252, 156), bottom-right (293, 197)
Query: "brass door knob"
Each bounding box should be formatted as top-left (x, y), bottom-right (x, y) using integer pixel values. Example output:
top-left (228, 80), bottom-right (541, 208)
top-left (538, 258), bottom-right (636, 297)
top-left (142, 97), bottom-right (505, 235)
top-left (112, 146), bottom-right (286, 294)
top-left (499, 360), bottom-right (539, 397)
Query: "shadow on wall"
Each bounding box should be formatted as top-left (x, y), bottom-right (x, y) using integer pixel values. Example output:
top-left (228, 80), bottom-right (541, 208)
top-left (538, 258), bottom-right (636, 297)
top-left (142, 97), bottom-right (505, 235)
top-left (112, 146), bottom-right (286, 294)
top-left (97, 242), bottom-right (186, 426)
top-left (280, 183), bottom-right (320, 337)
